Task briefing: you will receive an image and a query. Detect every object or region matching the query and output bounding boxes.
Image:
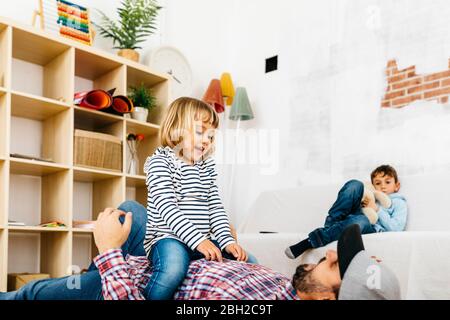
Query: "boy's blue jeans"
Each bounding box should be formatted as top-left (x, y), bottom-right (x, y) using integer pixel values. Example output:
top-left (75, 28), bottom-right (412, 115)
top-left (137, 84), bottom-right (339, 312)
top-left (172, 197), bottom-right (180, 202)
top-left (0, 200), bottom-right (257, 300)
top-left (308, 180), bottom-right (376, 248)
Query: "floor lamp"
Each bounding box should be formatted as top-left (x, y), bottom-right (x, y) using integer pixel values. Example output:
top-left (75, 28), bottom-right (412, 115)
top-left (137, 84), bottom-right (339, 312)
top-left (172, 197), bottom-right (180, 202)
top-left (226, 87), bottom-right (254, 224)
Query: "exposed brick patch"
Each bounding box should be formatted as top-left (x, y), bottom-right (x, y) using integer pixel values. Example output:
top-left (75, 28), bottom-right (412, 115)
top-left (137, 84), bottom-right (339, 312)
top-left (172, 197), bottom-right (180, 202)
top-left (382, 59), bottom-right (450, 108)
top-left (392, 94), bottom-right (422, 107)
top-left (407, 81), bottom-right (439, 94)
top-left (424, 86), bottom-right (450, 99)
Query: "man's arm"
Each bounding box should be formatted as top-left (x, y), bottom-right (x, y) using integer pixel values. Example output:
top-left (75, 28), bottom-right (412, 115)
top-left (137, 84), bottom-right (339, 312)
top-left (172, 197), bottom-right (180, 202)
top-left (93, 249), bottom-right (145, 300)
top-left (93, 208), bottom-right (145, 300)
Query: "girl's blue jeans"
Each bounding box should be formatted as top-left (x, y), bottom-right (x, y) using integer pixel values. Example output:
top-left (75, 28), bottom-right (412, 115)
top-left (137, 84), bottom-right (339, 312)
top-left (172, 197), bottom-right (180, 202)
top-left (308, 180), bottom-right (376, 248)
top-left (0, 200), bottom-right (257, 300)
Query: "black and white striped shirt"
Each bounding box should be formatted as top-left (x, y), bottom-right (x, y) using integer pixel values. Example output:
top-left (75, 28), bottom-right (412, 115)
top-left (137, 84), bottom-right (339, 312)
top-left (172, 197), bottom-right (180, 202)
top-left (143, 146), bottom-right (235, 255)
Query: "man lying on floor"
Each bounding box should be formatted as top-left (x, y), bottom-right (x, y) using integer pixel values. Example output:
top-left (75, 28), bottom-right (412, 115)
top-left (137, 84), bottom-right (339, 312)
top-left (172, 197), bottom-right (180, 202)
top-left (0, 202), bottom-right (400, 300)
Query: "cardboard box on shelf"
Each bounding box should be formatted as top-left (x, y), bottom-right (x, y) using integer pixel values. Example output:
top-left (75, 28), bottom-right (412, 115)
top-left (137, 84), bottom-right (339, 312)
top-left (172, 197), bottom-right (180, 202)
top-left (7, 273), bottom-right (50, 291)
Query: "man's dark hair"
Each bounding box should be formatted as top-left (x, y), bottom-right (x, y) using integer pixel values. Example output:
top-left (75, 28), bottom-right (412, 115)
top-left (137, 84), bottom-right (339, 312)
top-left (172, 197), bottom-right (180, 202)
top-left (292, 263), bottom-right (330, 294)
top-left (371, 165), bottom-right (399, 183)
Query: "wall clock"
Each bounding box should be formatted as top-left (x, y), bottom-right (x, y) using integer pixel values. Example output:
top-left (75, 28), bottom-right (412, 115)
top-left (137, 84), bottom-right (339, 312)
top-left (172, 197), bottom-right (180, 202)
top-left (146, 46), bottom-right (193, 101)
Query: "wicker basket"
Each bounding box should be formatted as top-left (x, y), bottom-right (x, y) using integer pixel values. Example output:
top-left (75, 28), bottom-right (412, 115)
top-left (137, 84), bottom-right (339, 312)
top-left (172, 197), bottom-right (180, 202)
top-left (74, 129), bottom-right (122, 172)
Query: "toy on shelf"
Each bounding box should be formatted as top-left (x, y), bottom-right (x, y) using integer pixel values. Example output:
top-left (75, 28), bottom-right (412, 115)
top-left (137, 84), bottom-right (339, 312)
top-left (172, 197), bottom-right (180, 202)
top-left (74, 88), bottom-right (134, 115)
top-left (39, 221), bottom-right (67, 228)
top-left (32, 0), bottom-right (95, 45)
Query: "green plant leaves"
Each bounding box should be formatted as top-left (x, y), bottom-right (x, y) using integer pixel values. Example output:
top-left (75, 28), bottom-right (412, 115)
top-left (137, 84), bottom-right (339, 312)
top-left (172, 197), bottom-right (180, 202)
top-left (94, 0), bottom-right (162, 49)
top-left (129, 83), bottom-right (157, 110)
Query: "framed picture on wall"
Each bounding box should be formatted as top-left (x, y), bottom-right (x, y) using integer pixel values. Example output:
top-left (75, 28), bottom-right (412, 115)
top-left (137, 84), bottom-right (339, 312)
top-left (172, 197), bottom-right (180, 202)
top-left (33, 0), bottom-right (93, 45)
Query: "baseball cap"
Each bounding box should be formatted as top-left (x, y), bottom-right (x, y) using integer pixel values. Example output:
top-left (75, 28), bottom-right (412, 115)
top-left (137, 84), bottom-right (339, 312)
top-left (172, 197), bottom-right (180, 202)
top-left (337, 224), bottom-right (401, 300)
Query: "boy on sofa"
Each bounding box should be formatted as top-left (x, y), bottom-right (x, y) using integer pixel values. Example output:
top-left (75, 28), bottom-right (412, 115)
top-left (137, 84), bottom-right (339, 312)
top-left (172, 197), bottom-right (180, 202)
top-left (285, 165), bottom-right (408, 259)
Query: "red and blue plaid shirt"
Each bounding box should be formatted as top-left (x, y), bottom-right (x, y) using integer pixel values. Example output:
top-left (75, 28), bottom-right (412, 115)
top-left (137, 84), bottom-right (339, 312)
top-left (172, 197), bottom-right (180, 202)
top-left (93, 249), bottom-right (299, 300)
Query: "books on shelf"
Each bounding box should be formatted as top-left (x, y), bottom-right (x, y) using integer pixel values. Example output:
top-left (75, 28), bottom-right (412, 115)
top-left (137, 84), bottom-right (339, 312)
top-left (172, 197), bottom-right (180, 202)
top-left (8, 220), bottom-right (26, 227)
top-left (10, 153), bottom-right (54, 163)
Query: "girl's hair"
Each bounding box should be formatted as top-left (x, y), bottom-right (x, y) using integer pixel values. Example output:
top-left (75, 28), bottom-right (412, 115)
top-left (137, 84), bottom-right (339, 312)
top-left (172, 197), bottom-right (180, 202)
top-left (159, 97), bottom-right (220, 158)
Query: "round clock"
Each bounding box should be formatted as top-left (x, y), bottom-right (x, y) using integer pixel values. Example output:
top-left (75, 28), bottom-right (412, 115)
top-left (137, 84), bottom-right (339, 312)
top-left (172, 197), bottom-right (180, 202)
top-left (146, 46), bottom-right (193, 101)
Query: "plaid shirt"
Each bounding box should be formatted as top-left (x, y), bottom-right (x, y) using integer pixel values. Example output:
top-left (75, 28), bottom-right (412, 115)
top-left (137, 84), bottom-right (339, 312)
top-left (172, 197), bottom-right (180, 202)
top-left (93, 249), bottom-right (299, 300)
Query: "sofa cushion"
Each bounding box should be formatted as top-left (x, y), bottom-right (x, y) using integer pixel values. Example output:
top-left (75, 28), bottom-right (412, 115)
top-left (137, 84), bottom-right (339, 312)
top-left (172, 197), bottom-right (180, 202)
top-left (239, 172), bottom-right (450, 233)
top-left (238, 231), bottom-right (450, 299)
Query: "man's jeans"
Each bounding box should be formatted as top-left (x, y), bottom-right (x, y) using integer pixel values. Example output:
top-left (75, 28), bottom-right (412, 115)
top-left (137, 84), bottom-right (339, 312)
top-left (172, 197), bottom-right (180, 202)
top-left (0, 201), bottom-right (148, 300)
top-left (308, 180), bottom-right (376, 248)
top-left (0, 200), bottom-right (257, 300)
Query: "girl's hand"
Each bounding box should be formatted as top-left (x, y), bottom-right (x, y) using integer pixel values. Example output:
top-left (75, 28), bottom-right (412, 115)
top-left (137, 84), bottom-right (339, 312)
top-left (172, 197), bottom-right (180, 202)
top-left (225, 243), bottom-right (248, 262)
top-left (197, 239), bottom-right (223, 262)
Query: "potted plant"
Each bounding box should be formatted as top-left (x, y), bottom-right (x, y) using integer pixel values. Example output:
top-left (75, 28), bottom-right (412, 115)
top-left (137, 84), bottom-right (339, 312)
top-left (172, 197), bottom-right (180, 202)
top-left (94, 0), bottom-right (162, 62)
top-left (129, 83), bottom-right (157, 122)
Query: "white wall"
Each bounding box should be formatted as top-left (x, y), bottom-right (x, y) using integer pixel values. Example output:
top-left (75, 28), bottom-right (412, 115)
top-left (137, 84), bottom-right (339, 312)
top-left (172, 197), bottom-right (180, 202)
top-left (163, 0), bottom-right (450, 227)
top-left (3, 0), bottom-right (450, 229)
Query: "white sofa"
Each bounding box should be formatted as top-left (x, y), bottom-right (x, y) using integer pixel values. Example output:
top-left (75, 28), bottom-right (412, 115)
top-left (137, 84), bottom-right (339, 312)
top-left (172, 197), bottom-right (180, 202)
top-left (237, 173), bottom-right (450, 299)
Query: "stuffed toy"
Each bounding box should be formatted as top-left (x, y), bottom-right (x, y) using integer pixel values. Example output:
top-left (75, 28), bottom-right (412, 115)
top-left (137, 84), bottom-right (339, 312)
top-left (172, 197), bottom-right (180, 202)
top-left (361, 182), bottom-right (392, 224)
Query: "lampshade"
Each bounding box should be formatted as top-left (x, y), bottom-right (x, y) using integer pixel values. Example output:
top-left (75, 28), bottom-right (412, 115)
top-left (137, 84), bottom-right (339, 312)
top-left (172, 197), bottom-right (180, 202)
top-left (220, 73), bottom-right (235, 106)
top-left (229, 87), bottom-right (254, 121)
top-left (202, 79), bottom-right (225, 113)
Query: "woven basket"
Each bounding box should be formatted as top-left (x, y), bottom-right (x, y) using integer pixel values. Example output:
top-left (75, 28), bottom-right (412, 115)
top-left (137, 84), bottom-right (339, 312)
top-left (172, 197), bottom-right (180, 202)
top-left (74, 129), bottom-right (122, 172)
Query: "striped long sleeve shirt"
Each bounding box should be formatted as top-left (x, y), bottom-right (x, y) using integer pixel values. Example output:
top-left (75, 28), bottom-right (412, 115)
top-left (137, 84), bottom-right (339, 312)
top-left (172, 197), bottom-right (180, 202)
top-left (143, 146), bottom-right (236, 254)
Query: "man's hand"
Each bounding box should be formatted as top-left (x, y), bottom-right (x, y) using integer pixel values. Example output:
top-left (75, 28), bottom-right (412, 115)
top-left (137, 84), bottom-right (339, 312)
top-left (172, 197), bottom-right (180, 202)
top-left (94, 208), bottom-right (132, 255)
top-left (196, 239), bottom-right (223, 262)
top-left (225, 243), bottom-right (248, 262)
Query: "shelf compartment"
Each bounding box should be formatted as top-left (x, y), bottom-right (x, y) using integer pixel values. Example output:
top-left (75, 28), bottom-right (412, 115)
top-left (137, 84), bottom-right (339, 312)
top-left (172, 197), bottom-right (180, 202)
top-left (10, 95), bottom-right (72, 165)
top-left (125, 120), bottom-right (159, 177)
top-left (0, 160), bottom-right (8, 227)
top-left (72, 233), bottom-right (96, 273)
top-left (73, 166), bottom-right (122, 182)
top-left (75, 107), bottom-right (124, 139)
top-left (126, 118), bottom-right (160, 136)
top-left (72, 228), bottom-right (93, 234)
top-left (0, 25), bottom-right (11, 89)
top-left (127, 66), bottom-right (169, 126)
top-left (9, 166), bottom-right (71, 228)
top-left (125, 174), bottom-right (146, 187)
top-left (8, 226), bottom-right (69, 233)
top-left (127, 65), bottom-right (168, 89)
top-left (12, 28), bottom-right (71, 67)
top-left (7, 231), bottom-right (71, 284)
top-left (0, 92), bottom-right (8, 159)
top-left (74, 106), bottom-right (124, 138)
top-left (75, 49), bottom-right (126, 96)
top-left (0, 229), bottom-right (7, 292)
top-left (73, 176), bottom-right (124, 223)
top-left (11, 91), bottom-right (71, 121)
top-left (11, 28), bottom-right (74, 103)
top-left (126, 175), bottom-right (147, 207)
top-left (10, 158), bottom-right (69, 176)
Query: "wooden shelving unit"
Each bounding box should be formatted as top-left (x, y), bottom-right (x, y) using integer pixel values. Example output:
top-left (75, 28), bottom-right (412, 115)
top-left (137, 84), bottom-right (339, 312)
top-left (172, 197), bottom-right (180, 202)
top-left (0, 16), bottom-right (169, 292)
